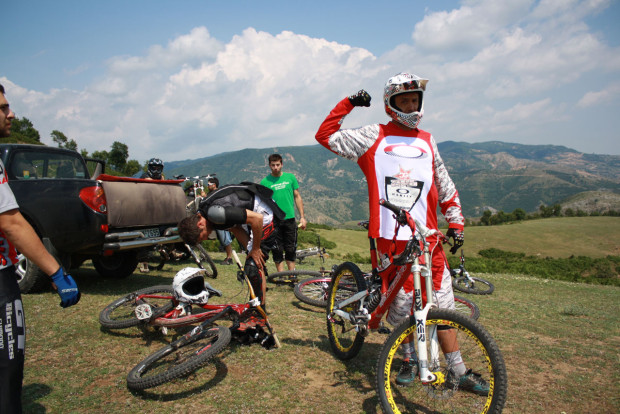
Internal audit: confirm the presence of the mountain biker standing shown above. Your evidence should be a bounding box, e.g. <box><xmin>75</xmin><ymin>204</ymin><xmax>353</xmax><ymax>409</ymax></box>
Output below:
<box><xmin>1</xmin><ymin>83</ymin><xmax>81</xmax><ymax>413</ymax></box>
<box><xmin>138</xmin><ymin>157</ymin><xmax>165</xmax><ymax>272</ymax></box>
<box><xmin>140</xmin><ymin>158</ymin><xmax>164</xmax><ymax>180</ymax></box>
<box><xmin>260</xmin><ymin>153</ymin><xmax>307</xmax><ymax>272</ymax></box>
<box><xmin>177</xmin><ymin>183</ymin><xmax>285</xmax><ymax>310</ymax></box>
<box><xmin>315</xmin><ymin>73</ymin><xmax>488</xmax><ymax>395</ymax></box>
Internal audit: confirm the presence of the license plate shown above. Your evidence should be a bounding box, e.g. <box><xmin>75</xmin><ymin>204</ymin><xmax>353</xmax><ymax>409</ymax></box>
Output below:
<box><xmin>142</xmin><ymin>228</ymin><xmax>160</xmax><ymax>238</ymax></box>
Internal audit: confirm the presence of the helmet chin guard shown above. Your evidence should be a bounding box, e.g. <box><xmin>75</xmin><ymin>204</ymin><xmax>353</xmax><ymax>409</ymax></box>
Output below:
<box><xmin>173</xmin><ymin>267</ymin><xmax>210</xmax><ymax>304</ymax></box>
<box><xmin>384</xmin><ymin>73</ymin><xmax>428</xmax><ymax>129</ymax></box>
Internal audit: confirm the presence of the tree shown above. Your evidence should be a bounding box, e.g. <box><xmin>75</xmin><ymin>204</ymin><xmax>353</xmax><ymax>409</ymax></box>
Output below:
<box><xmin>2</xmin><ymin>117</ymin><xmax>41</xmax><ymax>144</ymax></box>
<box><xmin>513</xmin><ymin>208</ymin><xmax>527</xmax><ymax>221</ymax></box>
<box><xmin>124</xmin><ymin>159</ymin><xmax>141</xmax><ymax>177</ymax></box>
<box><xmin>480</xmin><ymin>210</ymin><xmax>492</xmax><ymax>226</ymax></box>
<box><xmin>108</xmin><ymin>141</ymin><xmax>129</xmax><ymax>172</ymax></box>
<box><xmin>91</xmin><ymin>150</ymin><xmax>109</xmax><ymax>163</ymax></box>
<box><xmin>51</xmin><ymin>130</ymin><xmax>78</xmax><ymax>151</ymax></box>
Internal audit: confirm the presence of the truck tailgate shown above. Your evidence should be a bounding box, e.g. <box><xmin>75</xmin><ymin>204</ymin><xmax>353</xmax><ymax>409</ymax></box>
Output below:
<box><xmin>101</xmin><ymin>180</ymin><xmax>186</xmax><ymax>227</ymax></box>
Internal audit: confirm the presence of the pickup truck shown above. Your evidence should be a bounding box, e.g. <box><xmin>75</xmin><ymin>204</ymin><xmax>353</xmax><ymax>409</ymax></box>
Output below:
<box><xmin>1</xmin><ymin>143</ymin><xmax>187</xmax><ymax>293</ymax></box>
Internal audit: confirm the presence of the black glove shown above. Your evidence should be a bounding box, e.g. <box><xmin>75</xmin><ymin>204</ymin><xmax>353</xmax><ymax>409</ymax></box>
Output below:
<box><xmin>446</xmin><ymin>228</ymin><xmax>464</xmax><ymax>255</ymax></box>
<box><xmin>348</xmin><ymin>90</ymin><xmax>371</xmax><ymax>107</ymax></box>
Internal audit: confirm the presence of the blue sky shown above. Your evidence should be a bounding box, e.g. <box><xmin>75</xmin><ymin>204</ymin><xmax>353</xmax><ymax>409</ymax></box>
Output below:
<box><xmin>2</xmin><ymin>0</ymin><xmax>619</xmax><ymax>162</ymax></box>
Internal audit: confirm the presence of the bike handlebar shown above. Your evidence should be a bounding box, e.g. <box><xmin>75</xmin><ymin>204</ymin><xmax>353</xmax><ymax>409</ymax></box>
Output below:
<box><xmin>379</xmin><ymin>199</ymin><xmax>438</xmax><ymax>240</ymax></box>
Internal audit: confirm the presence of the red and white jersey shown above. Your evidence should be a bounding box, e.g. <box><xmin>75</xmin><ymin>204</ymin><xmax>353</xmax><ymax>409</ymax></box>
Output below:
<box><xmin>316</xmin><ymin>97</ymin><xmax>464</xmax><ymax>240</ymax></box>
<box><xmin>0</xmin><ymin>160</ymin><xmax>20</xmax><ymax>269</ymax></box>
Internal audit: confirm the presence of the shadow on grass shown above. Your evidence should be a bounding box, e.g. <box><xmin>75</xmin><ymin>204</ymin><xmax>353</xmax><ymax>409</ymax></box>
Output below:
<box><xmin>22</xmin><ymin>383</ymin><xmax>51</xmax><ymax>414</ymax></box>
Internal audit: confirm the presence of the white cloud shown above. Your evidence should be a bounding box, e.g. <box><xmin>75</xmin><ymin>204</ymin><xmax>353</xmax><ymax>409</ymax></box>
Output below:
<box><xmin>3</xmin><ymin>0</ymin><xmax>619</xmax><ymax>160</ymax></box>
<box><xmin>578</xmin><ymin>82</ymin><xmax>620</xmax><ymax>107</ymax></box>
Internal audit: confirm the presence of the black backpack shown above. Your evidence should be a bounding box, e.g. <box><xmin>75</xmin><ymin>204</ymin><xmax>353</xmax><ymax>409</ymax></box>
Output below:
<box><xmin>198</xmin><ymin>182</ymin><xmax>285</xmax><ymax>222</ymax></box>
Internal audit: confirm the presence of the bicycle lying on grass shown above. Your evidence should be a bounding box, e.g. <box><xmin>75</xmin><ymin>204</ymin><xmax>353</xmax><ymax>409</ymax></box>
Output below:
<box><xmin>450</xmin><ymin>249</ymin><xmax>495</xmax><ymax>295</ymax></box>
<box><xmin>99</xmin><ymin>251</ymin><xmax>279</xmax><ymax>390</ymax></box>
<box><xmin>326</xmin><ymin>199</ymin><xmax>507</xmax><ymax>413</ymax></box>
<box><xmin>295</xmin><ymin>236</ymin><xmax>328</xmax><ymax>264</ymax></box>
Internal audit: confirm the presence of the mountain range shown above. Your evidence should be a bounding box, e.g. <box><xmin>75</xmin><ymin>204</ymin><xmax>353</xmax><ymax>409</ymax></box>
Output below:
<box><xmin>166</xmin><ymin>141</ymin><xmax>620</xmax><ymax>225</ymax></box>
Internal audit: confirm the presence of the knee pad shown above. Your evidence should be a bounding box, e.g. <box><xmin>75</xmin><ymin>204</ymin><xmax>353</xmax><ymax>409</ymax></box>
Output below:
<box><xmin>244</xmin><ymin>259</ymin><xmax>264</xmax><ymax>303</ymax></box>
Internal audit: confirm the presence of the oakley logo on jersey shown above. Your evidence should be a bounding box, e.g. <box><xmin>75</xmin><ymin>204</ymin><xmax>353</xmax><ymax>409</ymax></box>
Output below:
<box><xmin>385</xmin><ymin>176</ymin><xmax>423</xmax><ymax>211</ymax></box>
<box><xmin>384</xmin><ymin>144</ymin><xmax>428</xmax><ymax>159</ymax></box>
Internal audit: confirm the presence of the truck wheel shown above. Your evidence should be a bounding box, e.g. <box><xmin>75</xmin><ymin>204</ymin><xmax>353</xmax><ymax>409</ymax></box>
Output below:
<box><xmin>15</xmin><ymin>254</ymin><xmax>51</xmax><ymax>293</ymax></box>
<box><xmin>93</xmin><ymin>251</ymin><xmax>139</xmax><ymax>278</ymax></box>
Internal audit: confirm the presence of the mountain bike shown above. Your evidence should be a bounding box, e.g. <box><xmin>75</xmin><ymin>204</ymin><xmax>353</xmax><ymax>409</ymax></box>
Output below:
<box><xmin>118</xmin><ymin>251</ymin><xmax>279</xmax><ymax>390</ymax></box>
<box><xmin>295</xmin><ymin>235</ymin><xmax>327</xmax><ymax>264</ymax></box>
<box><xmin>450</xmin><ymin>249</ymin><xmax>495</xmax><ymax>295</ymax></box>
<box><xmin>326</xmin><ymin>199</ymin><xmax>507</xmax><ymax>413</ymax></box>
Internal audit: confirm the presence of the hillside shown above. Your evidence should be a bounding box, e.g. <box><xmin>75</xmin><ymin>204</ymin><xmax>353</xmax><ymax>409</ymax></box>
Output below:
<box><xmin>166</xmin><ymin>141</ymin><xmax>620</xmax><ymax>225</ymax></box>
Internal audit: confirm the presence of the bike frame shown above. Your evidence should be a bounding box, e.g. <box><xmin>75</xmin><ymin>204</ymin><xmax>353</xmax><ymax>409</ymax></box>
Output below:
<box><xmin>330</xmin><ymin>199</ymin><xmax>443</xmax><ymax>383</ymax></box>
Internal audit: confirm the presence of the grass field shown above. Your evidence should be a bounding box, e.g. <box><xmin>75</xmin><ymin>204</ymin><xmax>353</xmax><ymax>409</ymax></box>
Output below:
<box><xmin>22</xmin><ymin>217</ymin><xmax>620</xmax><ymax>413</ymax></box>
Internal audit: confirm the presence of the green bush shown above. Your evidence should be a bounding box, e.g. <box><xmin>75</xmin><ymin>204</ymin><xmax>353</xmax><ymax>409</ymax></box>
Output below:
<box><xmin>463</xmin><ymin>248</ymin><xmax>620</xmax><ymax>286</ymax></box>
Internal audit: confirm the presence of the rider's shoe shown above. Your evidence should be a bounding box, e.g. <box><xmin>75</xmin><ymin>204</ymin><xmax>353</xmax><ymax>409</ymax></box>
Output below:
<box><xmin>446</xmin><ymin>369</ymin><xmax>490</xmax><ymax>396</ymax></box>
<box><xmin>222</xmin><ymin>258</ymin><xmax>233</xmax><ymax>265</ymax></box>
<box><xmin>396</xmin><ymin>359</ymin><xmax>419</xmax><ymax>386</ymax></box>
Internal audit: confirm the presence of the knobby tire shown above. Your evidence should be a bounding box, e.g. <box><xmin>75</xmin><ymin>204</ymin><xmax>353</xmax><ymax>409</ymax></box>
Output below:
<box><xmin>126</xmin><ymin>326</ymin><xmax>231</xmax><ymax>390</ymax></box>
<box><xmin>376</xmin><ymin>309</ymin><xmax>507</xmax><ymax>413</ymax></box>
<box><xmin>326</xmin><ymin>262</ymin><xmax>367</xmax><ymax>360</ymax></box>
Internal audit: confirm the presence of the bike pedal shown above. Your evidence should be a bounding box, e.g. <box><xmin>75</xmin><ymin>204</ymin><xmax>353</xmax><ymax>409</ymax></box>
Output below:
<box><xmin>134</xmin><ymin>304</ymin><xmax>153</xmax><ymax>320</ymax></box>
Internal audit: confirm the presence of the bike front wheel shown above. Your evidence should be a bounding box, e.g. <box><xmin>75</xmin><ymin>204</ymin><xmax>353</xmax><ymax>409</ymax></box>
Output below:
<box><xmin>326</xmin><ymin>262</ymin><xmax>368</xmax><ymax>360</ymax></box>
<box><xmin>454</xmin><ymin>295</ymin><xmax>481</xmax><ymax>320</ymax></box>
<box><xmin>99</xmin><ymin>285</ymin><xmax>175</xmax><ymax>329</ymax></box>
<box><xmin>453</xmin><ymin>275</ymin><xmax>495</xmax><ymax>295</ymax></box>
<box><xmin>267</xmin><ymin>269</ymin><xmax>321</xmax><ymax>285</ymax></box>
<box><xmin>376</xmin><ymin>309</ymin><xmax>507</xmax><ymax>413</ymax></box>
<box><xmin>127</xmin><ymin>325</ymin><xmax>231</xmax><ymax>390</ymax></box>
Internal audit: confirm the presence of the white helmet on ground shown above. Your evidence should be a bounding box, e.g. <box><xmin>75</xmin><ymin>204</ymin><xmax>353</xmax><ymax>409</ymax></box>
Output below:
<box><xmin>384</xmin><ymin>72</ymin><xmax>429</xmax><ymax>129</ymax></box>
<box><xmin>172</xmin><ymin>267</ymin><xmax>210</xmax><ymax>304</ymax></box>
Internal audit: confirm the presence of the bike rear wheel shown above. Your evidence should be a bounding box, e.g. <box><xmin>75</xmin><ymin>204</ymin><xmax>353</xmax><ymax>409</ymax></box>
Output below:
<box><xmin>267</xmin><ymin>269</ymin><xmax>321</xmax><ymax>285</ymax></box>
<box><xmin>454</xmin><ymin>295</ymin><xmax>481</xmax><ymax>320</ymax></box>
<box><xmin>99</xmin><ymin>285</ymin><xmax>175</xmax><ymax>329</ymax></box>
<box><xmin>453</xmin><ymin>275</ymin><xmax>495</xmax><ymax>295</ymax></box>
<box><xmin>127</xmin><ymin>325</ymin><xmax>231</xmax><ymax>390</ymax></box>
<box><xmin>190</xmin><ymin>244</ymin><xmax>218</xmax><ymax>278</ymax></box>
<box><xmin>326</xmin><ymin>262</ymin><xmax>368</xmax><ymax>360</ymax></box>
<box><xmin>376</xmin><ymin>309</ymin><xmax>507</xmax><ymax>413</ymax></box>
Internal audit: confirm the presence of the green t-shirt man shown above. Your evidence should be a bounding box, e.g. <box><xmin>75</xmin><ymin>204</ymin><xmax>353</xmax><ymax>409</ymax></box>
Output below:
<box><xmin>261</xmin><ymin>172</ymin><xmax>299</xmax><ymax>220</ymax></box>
<box><xmin>260</xmin><ymin>154</ymin><xmax>307</xmax><ymax>272</ymax></box>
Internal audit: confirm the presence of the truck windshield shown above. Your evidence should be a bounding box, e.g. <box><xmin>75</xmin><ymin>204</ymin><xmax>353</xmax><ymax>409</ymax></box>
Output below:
<box><xmin>11</xmin><ymin>151</ymin><xmax>87</xmax><ymax>180</ymax></box>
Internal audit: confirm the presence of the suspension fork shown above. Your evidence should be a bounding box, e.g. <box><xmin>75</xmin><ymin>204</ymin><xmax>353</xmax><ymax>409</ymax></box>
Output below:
<box><xmin>412</xmin><ymin>242</ymin><xmax>441</xmax><ymax>383</ymax></box>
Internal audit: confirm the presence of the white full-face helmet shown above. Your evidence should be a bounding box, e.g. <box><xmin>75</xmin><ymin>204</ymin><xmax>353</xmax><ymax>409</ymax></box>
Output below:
<box><xmin>172</xmin><ymin>267</ymin><xmax>210</xmax><ymax>304</ymax></box>
<box><xmin>384</xmin><ymin>72</ymin><xmax>429</xmax><ymax>129</ymax></box>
